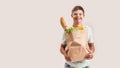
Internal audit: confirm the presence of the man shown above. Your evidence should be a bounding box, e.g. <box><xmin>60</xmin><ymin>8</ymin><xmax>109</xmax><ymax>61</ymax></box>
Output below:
<box><xmin>60</xmin><ymin>5</ymin><xmax>95</xmax><ymax>68</ymax></box>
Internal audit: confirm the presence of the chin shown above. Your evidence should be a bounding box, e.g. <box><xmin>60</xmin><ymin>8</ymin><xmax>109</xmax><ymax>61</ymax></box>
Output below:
<box><xmin>77</xmin><ymin>20</ymin><xmax>82</xmax><ymax>23</ymax></box>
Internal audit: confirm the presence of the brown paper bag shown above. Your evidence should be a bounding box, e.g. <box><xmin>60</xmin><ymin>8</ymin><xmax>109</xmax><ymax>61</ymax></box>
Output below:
<box><xmin>65</xmin><ymin>29</ymin><xmax>90</xmax><ymax>62</ymax></box>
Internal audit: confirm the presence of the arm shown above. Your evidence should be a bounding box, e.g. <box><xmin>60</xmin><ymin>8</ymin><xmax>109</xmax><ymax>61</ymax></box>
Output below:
<box><xmin>60</xmin><ymin>44</ymin><xmax>67</xmax><ymax>57</ymax></box>
<box><xmin>88</xmin><ymin>43</ymin><xmax>95</xmax><ymax>53</ymax></box>
<box><xmin>60</xmin><ymin>44</ymin><xmax>71</xmax><ymax>61</ymax></box>
<box><xmin>85</xmin><ymin>26</ymin><xmax>95</xmax><ymax>59</ymax></box>
<box><xmin>85</xmin><ymin>43</ymin><xmax>95</xmax><ymax>59</ymax></box>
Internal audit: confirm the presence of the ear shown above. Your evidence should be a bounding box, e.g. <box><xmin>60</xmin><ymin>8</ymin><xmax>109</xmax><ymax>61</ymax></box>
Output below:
<box><xmin>83</xmin><ymin>14</ymin><xmax>85</xmax><ymax>17</ymax></box>
<box><xmin>71</xmin><ymin>14</ymin><xmax>73</xmax><ymax>17</ymax></box>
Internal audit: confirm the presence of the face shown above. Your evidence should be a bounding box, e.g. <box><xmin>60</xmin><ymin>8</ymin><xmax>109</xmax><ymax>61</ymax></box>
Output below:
<box><xmin>71</xmin><ymin>10</ymin><xmax>84</xmax><ymax>24</ymax></box>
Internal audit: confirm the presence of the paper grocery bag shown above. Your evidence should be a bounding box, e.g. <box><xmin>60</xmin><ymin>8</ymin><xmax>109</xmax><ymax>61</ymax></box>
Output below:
<box><xmin>65</xmin><ymin>29</ymin><xmax>90</xmax><ymax>62</ymax></box>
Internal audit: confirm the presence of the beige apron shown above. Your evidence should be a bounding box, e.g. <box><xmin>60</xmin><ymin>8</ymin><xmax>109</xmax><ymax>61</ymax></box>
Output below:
<box><xmin>65</xmin><ymin>28</ymin><xmax>90</xmax><ymax>62</ymax></box>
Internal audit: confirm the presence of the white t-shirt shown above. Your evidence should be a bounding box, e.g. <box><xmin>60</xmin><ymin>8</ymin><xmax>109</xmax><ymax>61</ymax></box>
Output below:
<box><xmin>61</xmin><ymin>26</ymin><xmax>94</xmax><ymax>67</ymax></box>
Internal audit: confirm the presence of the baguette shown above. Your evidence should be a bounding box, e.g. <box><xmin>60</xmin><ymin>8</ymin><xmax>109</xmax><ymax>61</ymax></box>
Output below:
<box><xmin>60</xmin><ymin>17</ymin><xmax>68</xmax><ymax>31</ymax></box>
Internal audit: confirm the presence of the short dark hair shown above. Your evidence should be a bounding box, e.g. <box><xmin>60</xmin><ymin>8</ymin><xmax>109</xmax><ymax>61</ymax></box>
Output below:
<box><xmin>72</xmin><ymin>6</ymin><xmax>85</xmax><ymax>15</ymax></box>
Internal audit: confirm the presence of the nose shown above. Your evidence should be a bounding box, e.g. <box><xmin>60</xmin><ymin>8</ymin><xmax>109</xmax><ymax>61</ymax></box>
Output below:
<box><xmin>77</xmin><ymin>14</ymin><xmax>80</xmax><ymax>17</ymax></box>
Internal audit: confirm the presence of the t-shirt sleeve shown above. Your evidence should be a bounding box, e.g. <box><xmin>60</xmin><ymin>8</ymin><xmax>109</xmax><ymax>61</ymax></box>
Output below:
<box><xmin>61</xmin><ymin>32</ymin><xmax>66</xmax><ymax>45</ymax></box>
<box><xmin>87</xmin><ymin>27</ymin><xmax>94</xmax><ymax>43</ymax></box>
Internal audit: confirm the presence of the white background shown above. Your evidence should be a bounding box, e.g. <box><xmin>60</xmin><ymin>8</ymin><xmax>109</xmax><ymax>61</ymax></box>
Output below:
<box><xmin>0</xmin><ymin>0</ymin><xmax>120</xmax><ymax>68</ymax></box>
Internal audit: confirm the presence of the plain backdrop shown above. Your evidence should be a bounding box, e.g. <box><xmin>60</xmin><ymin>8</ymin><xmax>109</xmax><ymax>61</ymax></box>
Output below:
<box><xmin>0</xmin><ymin>0</ymin><xmax>120</xmax><ymax>68</ymax></box>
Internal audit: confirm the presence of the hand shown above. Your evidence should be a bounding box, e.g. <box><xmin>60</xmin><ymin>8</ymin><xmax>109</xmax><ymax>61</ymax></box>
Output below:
<box><xmin>64</xmin><ymin>55</ymin><xmax>71</xmax><ymax>61</ymax></box>
<box><xmin>85</xmin><ymin>52</ymin><xmax>94</xmax><ymax>60</ymax></box>
<box><xmin>63</xmin><ymin>50</ymin><xmax>71</xmax><ymax>61</ymax></box>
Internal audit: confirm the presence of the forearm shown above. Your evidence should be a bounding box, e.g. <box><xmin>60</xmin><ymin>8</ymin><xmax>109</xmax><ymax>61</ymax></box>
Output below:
<box><xmin>88</xmin><ymin>43</ymin><xmax>95</xmax><ymax>53</ymax></box>
<box><xmin>60</xmin><ymin>44</ymin><xmax>67</xmax><ymax>56</ymax></box>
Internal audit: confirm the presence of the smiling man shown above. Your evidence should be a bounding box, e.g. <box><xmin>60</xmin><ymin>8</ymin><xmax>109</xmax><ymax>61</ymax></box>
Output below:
<box><xmin>60</xmin><ymin>5</ymin><xmax>95</xmax><ymax>68</ymax></box>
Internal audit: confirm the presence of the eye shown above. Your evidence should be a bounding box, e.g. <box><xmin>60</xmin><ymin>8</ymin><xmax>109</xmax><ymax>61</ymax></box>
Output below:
<box><xmin>73</xmin><ymin>13</ymin><xmax>77</xmax><ymax>15</ymax></box>
<box><xmin>79</xmin><ymin>13</ymin><xmax>83</xmax><ymax>15</ymax></box>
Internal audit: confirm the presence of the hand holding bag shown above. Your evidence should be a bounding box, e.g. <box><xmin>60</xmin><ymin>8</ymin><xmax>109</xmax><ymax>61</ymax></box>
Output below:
<box><xmin>65</xmin><ymin>28</ymin><xmax>90</xmax><ymax>62</ymax></box>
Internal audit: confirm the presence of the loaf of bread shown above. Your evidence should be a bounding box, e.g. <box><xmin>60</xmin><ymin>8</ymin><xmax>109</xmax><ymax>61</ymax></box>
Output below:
<box><xmin>60</xmin><ymin>17</ymin><xmax>68</xmax><ymax>31</ymax></box>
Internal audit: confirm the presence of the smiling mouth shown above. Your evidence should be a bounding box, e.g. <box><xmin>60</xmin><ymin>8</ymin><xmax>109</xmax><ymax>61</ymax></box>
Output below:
<box><xmin>75</xmin><ymin>18</ymin><xmax>82</xmax><ymax>20</ymax></box>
